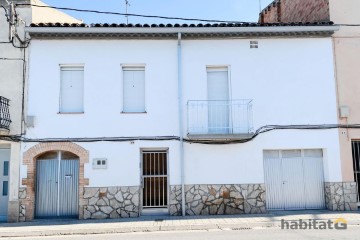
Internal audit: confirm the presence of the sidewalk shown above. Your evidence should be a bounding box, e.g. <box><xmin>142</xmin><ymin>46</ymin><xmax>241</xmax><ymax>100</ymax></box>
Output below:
<box><xmin>0</xmin><ymin>210</ymin><xmax>360</xmax><ymax>237</ymax></box>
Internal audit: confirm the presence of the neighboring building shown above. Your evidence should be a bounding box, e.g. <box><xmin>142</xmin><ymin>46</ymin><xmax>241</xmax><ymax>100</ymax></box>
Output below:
<box><xmin>260</xmin><ymin>0</ymin><xmax>360</xmax><ymax>210</ymax></box>
<box><xmin>17</xmin><ymin>21</ymin><xmax>356</xmax><ymax>222</ymax></box>
<box><xmin>0</xmin><ymin>0</ymin><xmax>81</xmax><ymax>222</ymax></box>
<box><xmin>259</xmin><ymin>0</ymin><xmax>330</xmax><ymax>23</ymax></box>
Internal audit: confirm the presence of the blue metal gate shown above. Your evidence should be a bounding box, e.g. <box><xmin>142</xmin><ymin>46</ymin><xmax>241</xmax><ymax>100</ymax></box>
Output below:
<box><xmin>36</xmin><ymin>151</ymin><xmax>79</xmax><ymax>218</ymax></box>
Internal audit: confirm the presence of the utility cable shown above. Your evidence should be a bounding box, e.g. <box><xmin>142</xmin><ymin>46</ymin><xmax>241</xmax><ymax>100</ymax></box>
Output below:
<box><xmin>16</xmin><ymin>3</ymin><xmax>254</xmax><ymax>23</ymax></box>
<box><xmin>1</xmin><ymin>124</ymin><xmax>360</xmax><ymax>144</ymax></box>
<box><xmin>0</xmin><ymin>57</ymin><xmax>25</xmax><ymax>61</ymax></box>
<box><xmin>13</xmin><ymin>3</ymin><xmax>360</xmax><ymax>26</ymax></box>
<box><xmin>1</xmin><ymin>5</ymin><xmax>9</xmax><ymax>21</ymax></box>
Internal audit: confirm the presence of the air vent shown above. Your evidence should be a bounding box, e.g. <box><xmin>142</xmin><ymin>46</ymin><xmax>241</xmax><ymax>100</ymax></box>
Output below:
<box><xmin>250</xmin><ymin>41</ymin><xmax>258</xmax><ymax>49</ymax></box>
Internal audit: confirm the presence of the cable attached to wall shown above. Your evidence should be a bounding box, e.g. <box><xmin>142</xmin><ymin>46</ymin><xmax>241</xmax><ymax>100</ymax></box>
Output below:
<box><xmin>1</xmin><ymin>124</ymin><xmax>359</xmax><ymax>145</ymax></box>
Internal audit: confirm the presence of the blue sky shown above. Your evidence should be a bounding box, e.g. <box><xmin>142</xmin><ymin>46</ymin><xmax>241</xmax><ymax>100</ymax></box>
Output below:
<box><xmin>41</xmin><ymin>0</ymin><xmax>274</xmax><ymax>24</ymax></box>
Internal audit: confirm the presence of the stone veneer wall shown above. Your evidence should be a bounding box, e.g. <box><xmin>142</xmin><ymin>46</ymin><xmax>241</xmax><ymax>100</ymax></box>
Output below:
<box><xmin>170</xmin><ymin>184</ymin><xmax>266</xmax><ymax>216</ymax></box>
<box><xmin>83</xmin><ymin>186</ymin><xmax>140</xmax><ymax>219</ymax></box>
<box><xmin>18</xmin><ymin>187</ymin><xmax>27</xmax><ymax>222</ymax></box>
<box><xmin>325</xmin><ymin>182</ymin><xmax>358</xmax><ymax>211</ymax></box>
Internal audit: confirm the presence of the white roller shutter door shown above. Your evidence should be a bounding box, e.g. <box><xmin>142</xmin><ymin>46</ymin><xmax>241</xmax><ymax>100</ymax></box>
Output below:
<box><xmin>264</xmin><ymin>149</ymin><xmax>325</xmax><ymax>210</ymax></box>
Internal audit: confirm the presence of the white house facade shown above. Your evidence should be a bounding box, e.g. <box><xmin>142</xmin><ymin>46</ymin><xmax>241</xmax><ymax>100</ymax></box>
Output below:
<box><xmin>0</xmin><ymin>0</ymin><xmax>81</xmax><ymax>223</ymax></box>
<box><xmin>18</xmin><ymin>22</ymin><xmax>357</xmax><ymax>221</ymax></box>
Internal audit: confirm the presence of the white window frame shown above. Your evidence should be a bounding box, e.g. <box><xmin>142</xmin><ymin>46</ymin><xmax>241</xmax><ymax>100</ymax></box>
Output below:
<box><xmin>121</xmin><ymin>64</ymin><xmax>146</xmax><ymax>113</ymax></box>
<box><xmin>59</xmin><ymin>64</ymin><xmax>85</xmax><ymax>114</ymax></box>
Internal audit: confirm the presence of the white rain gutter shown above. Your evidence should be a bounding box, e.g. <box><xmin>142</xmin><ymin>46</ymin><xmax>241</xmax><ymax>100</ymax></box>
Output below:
<box><xmin>177</xmin><ymin>32</ymin><xmax>185</xmax><ymax>216</ymax></box>
<box><xmin>25</xmin><ymin>25</ymin><xmax>340</xmax><ymax>34</ymax></box>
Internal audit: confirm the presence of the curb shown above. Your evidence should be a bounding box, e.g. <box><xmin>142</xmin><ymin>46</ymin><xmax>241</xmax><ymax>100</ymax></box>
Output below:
<box><xmin>1</xmin><ymin>219</ymin><xmax>360</xmax><ymax>237</ymax></box>
<box><xmin>0</xmin><ymin>223</ymin><xmax>267</xmax><ymax>237</ymax></box>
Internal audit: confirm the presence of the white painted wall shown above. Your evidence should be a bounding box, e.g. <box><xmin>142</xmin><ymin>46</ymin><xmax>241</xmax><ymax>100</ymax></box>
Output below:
<box><xmin>24</xmin><ymin>37</ymin><xmax>341</xmax><ymax>186</ymax></box>
<box><xmin>185</xmin><ymin>130</ymin><xmax>341</xmax><ymax>184</ymax></box>
<box><xmin>27</xmin><ymin>40</ymin><xmax>179</xmax><ymax>137</ymax></box>
<box><xmin>182</xmin><ymin>39</ymin><xmax>337</xmax><ymax>128</ymax></box>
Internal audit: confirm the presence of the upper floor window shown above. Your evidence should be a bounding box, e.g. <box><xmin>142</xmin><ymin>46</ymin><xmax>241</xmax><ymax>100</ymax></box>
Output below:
<box><xmin>60</xmin><ymin>66</ymin><xmax>84</xmax><ymax>113</ymax></box>
<box><xmin>122</xmin><ymin>66</ymin><xmax>145</xmax><ymax>113</ymax></box>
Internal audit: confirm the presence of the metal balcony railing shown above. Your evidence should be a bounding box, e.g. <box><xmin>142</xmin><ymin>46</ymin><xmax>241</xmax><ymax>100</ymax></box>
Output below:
<box><xmin>0</xmin><ymin>96</ymin><xmax>11</xmax><ymax>130</ymax></box>
<box><xmin>187</xmin><ymin>99</ymin><xmax>253</xmax><ymax>136</ymax></box>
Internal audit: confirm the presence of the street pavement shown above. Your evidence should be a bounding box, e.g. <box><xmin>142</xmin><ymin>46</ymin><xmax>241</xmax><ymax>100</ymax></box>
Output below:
<box><xmin>3</xmin><ymin>227</ymin><xmax>360</xmax><ymax>240</ymax></box>
<box><xmin>0</xmin><ymin>210</ymin><xmax>360</xmax><ymax>238</ymax></box>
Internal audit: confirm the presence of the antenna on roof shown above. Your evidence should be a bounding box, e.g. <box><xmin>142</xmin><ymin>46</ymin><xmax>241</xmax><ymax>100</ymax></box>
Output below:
<box><xmin>259</xmin><ymin>0</ymin><xmax>262</xmax><ymax>13</ymax></box>
<box><xmin>125</xmin><ymin>0</ymin><xmax>130</xmax><ymax>24</ymax></box>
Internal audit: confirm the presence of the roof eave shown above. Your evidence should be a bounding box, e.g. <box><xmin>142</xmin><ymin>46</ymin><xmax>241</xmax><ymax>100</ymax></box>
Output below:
<box><xmin>25</xmin><ymin>25</ymin><xmax>339</xmax><ymax>34</ymax></box>
<box><xmin>24</xmin><ymin>26</ymin><xmax>339</xmax><ymax>39</ymax></box>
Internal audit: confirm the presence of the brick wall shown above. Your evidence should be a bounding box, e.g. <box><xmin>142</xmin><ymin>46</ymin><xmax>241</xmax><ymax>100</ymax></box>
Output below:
<box><xmin>260</xmin><ymin>0</ymin><xmax>330</xmax><ymax>23</ymax></box>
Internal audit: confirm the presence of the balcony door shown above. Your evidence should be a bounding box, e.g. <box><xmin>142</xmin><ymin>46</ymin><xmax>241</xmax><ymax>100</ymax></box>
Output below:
<box><xmin>207</xmin><ymin>67</ymin><xmax>230</xmax><ymax>134</ymax></box>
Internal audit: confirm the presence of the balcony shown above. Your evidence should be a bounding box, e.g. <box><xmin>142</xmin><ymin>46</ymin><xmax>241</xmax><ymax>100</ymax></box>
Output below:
<box><xmin>0</xmin><ymin>96</ymin><xmax>11</xmax><ymax>135</ymax></box>
<box><xmin>187</xmin><ymin>99</ymin><xmax>253</xmax><ymax>139</ymax></box>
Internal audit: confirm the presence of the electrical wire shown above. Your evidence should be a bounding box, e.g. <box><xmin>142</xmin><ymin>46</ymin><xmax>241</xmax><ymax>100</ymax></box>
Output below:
<box><xmin>20</xmin><ymin>47</ymin><xmax>26</xmax><ymax>134</ymax></box>
<box><xmin>338</xmin><ymin>24</ymin><xmax>360</xmax><ymax>27</ymax></box>
<box><xmin>2</xmin><ymin>124</ymin><xmax>360</xmax><ymax>145</ymax></box>
<box><xmin>10</xmin><ymin>36</ymin><xmax>30</xmax><ymax>49</ymax></box>
<box><xmin>11</xmin><ymin>3</ymin><xmax>360</xmax><ymax>27</ymax></box>
<box><xmin>16</xmin><ymin>3</ymin><xmax>253</xmax><ymax>24</ymax></box>
<box><xmin>0</xmin><ymin>4</ymin><xmax>30</xmax><ymax>48</ymax></box>
<box><xmin>1</xmin><ymin>5</ymin><xmax>9</xmax><ymax>21</ymax></box>
<box><xmin>21</xmin><ymin>136</ymin><xmax>180</xmax><ymax>143</ymax></box>
<box><xmin>0</xmin><ymin>57</ymin><xmax>25</xmax><ymax>61</ymax></box>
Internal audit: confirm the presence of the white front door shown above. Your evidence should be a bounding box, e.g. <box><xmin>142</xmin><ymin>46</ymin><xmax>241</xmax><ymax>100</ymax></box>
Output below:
<box><xmin>0</xmin><ymin>148</ymin><xmax>10</xmax><ymax>221</ymax></box>
<box><xmin>207</xmin><ymin>67</ymin><xmax>229</xmax><ymax>133</ymax></box>
<box><xmin>264</xmin><ymin>149</ymin><xmax>325</xmax><ymax>210</ymax></box>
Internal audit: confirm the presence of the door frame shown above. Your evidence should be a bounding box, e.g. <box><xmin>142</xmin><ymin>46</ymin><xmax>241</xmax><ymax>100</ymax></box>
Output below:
<box><xmin>139</xmin><ymin>148</ymin><xmax>169</xmax><ymax>215</ymax></box>
<box><xmin>206</xmin><ymin>65</ymin><xmax>233</xmax><ymax>133</ymax></box>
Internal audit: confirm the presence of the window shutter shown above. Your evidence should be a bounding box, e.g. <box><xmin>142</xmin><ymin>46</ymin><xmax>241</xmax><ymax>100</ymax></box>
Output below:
<box><xmin>60</xmin><ymin>67</ymin><xmax>84</xmax><ymax>113</ymax></box>
<box><xmin>123</xmin><ymin>67</ymin><xmax>145</xmax><ymax>112</ymax></box>
<box><xmin>207</xmin><ymin>67</ymin><xmax>229</xmax><ymax>101</ymax></box>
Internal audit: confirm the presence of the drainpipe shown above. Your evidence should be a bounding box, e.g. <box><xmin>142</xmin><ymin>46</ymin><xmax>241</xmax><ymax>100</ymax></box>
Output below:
<box><xmin>177</xmin><ymin>32</ymin><xmax>185</xmax><ymax>216</ymax></box>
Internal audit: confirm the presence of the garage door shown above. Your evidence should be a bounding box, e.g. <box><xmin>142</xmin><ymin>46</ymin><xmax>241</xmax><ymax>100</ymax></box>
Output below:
<box><xmin>264</xmin><ymin>149</ymin><xmax>325</xmax><ymax>210</ymax></box>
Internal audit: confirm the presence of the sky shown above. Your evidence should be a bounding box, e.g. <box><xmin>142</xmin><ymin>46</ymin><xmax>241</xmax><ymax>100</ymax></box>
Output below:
<box><xmin>41</xmin><ymin>0</ymin><xmax>275</xmax><ymax>24</ymax></box>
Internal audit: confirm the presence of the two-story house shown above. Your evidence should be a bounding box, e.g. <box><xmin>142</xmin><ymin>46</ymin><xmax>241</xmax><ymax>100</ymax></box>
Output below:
<box><xmin>259</xmin><ymin>0</ymin><xmax>360</xmax><ymax>211</ymax></box>
<box><xmin>0</xmin><ymin>0</ymin><xmax>81</xmax><ymax>222</ymax></box>
<box><xmin>18</xmin><ymin>21</ymin><xmax>356</xmax><ymax>221</ymax></box>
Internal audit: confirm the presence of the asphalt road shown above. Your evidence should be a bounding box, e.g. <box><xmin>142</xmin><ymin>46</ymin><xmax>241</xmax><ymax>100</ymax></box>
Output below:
<box><xmin>3</xmin><ymin>227</ymin><xmax>360</xmax><ymax>240</ymax></box>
